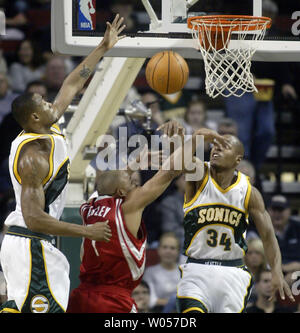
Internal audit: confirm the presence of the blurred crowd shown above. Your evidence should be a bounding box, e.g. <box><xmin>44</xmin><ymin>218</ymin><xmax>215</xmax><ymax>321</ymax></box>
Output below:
<box><xmin>0</xmin><ymin>0</ymin><xmax>300</xmax><ymax>313</ymax></box>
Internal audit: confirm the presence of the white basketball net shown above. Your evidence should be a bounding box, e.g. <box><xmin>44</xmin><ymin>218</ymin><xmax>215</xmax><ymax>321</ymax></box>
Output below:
<box><xmin>189</xmin><ymin>16</ymin><xmax>270</xmax><ymax>98</ymax></box>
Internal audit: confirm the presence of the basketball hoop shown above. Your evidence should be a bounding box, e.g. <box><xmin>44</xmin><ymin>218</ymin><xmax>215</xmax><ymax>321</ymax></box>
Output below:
<box><xmin>187</xmin><ymin>15</ymin><xmax>272</xmax><ymax>98</ymax></box>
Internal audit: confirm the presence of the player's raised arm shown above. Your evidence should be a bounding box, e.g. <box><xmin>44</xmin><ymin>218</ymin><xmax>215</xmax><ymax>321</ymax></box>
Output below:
<box><xmin>19</xmin><ymin>141</ymin><xmax>112</xmax><ymax>242</ymax></box>
<box><xmin>156</xmin><ymin>121</ymin><xmax>232</xmax><ymax>202</ymax></box>
<box><xmin>249</xmin><ymin>186</ymin><xmax>295</xmax><ymax>303</ymax></box>
<box><xmin>157</xmin><ymin>121</ymin><xmax>231</xmax><ymax>174</ymax></box>
<box><xmin>52</xmin><ymin>14</ymin><xmax>126</xmax><ymax>122</ymax></box>
<box><xmin>124</xmin><ymin>124</ymin><xmax>231</xmax><ymax>212</ymax></box>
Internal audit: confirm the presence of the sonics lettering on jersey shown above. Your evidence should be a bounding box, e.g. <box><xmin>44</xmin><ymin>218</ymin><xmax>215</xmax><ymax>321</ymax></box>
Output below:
<box><xmin>87</xmin><ymin>205</ymin><xmax>111</xmax><ymax>219</ymax></box>
<box><xmin>197</xmin><ymin>207</ymin><xmax>243</xmax><ymax>227</ymax></box>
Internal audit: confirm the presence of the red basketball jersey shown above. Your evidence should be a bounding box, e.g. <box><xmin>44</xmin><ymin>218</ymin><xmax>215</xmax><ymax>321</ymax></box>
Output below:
<box><xmin>79</xmin><ymin>195</ymin><xmax>147</xmax><ymax>292</ymax></box>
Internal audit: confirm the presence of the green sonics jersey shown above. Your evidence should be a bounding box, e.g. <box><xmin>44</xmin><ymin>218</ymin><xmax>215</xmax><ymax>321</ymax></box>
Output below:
<box><xmin>183</xmin><ymin>162</ymin><xmax>252</xmax><ymax>261</ymax></box>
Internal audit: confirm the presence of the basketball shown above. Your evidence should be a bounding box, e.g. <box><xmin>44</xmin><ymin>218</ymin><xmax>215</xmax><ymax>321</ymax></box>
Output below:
<box><xmin>145</xmin><ymin>51</ymin><xmax>189</xmax><ymax>95</ymax></box>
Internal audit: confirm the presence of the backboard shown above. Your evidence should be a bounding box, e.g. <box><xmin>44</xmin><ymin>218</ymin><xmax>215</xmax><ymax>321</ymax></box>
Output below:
<box><xmin>51</xmin><ymin>0</ymin><xmax>300</xmax><ymax>61</ymax></box>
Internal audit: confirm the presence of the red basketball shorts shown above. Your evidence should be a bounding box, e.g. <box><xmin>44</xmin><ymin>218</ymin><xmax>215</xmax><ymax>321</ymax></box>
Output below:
<box><xmin>67</xmin><ymin>283</ymin><xmax>137</xmax><ymax>313</ymax></box>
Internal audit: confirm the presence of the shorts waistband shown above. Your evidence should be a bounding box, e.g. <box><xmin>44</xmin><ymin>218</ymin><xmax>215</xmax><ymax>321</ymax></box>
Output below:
<box><xmin>6</xmin><ymin>226</ymin><xmax>54</xmax><ymax>243</ymax></box>
<box><xmin>187</xmin><ymin>257</ymin><xmax>244</xmax><ymax>267</ymax></box>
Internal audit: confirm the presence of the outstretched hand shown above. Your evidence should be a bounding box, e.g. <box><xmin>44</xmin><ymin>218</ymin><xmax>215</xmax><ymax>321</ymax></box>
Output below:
<box><xmin>157</xmin><ymin>120</ymin><xmax>185</xmax><ymax>138</ymax></box>
<box><xmin>269</xmin><ymin>271</ymin><xmax>295</xmax><ymax>303</ymax></box>
<box><xmin>101</xmin><ymin>14</ymin><xmax>126</xmax><ymax>50</ymax></box>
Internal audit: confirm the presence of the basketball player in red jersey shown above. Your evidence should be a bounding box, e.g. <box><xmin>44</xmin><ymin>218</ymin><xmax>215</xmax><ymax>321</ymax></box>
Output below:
<box><xmin>67</xmin><ymin>126</ymin><xmax>231</xmax><ymax>313</ymax></box>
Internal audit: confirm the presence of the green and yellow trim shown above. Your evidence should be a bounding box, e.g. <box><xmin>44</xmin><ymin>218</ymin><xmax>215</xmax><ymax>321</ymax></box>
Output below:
<box><xmin>50</xmin><ymin>156</ymin><xmax>69</xmax><ymax>185</ymax></box>
<box><xmin>211</xmin><ymin>171</ymin><xmax>241</xmax><ymax>194</ymax></box>
<box><xmin>42</xmin><ymin>135</ymin><xmax>55</xmax><ymax>186</ymax></box>
<box><xmin>7</xmin><ymin>231</ymin><xmax>47</xmax><ymax>242</ymax></box>
<box><xmin>239</xmin><ymin>268</ymin><xmax>253</xmax><ymax>313</ymax></box>
<box><xmin>13</xmin><ymin>135</ymin><xmax>55</xmax><ymax>186</ymax></box>
<box><xmin>184</xmin><ymin>163</ymin><xmax>209</xmax><ymax>209</ymax></box>
<box><xmin>41</xmin><ymin>242</ymin><xmax>66</xmax><ymax>312</ymax></box>
<box><xmin>13</xmin><ymin>137</ymin><xmax>41</xmax><ymax>184</ymax></box>
<box><xmin>20</xmin><ymin>239</ymin><xmax>32</xmax><ymax>312</ymax></box>
<box><xmin>176</xmin><ymin>295</ymin><xmax>209</xmax><ymax>313</ymax></box>
<box><xmin>183</xmin><ymin>307</ymin><xmax>205</xmax><ymax>313</ymax></box>
<box><xmin>0</xmin><ymin>307</ymin><xmax>21</xmax><ymax>313</ymax></box>
<box><xmin>244</xmin><ymin>176</ymin><xmax>252</xmax><ymax>219</ymax></box>
<box><xmin>51</xmin><ymin>124</ymin><xmax>61</xmax><ymax>134</ymax></box>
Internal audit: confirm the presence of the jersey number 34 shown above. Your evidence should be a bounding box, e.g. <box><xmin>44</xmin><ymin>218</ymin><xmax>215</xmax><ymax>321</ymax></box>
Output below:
<box><xmin>206</xmin><ymin>229</ymin><xmax>231</xmax><ymax>251</ymax></box>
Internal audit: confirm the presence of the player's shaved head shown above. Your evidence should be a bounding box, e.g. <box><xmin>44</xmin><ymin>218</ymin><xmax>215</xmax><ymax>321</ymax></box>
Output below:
<box><xmin>224</xmin><ymin>134</ymin><xmax>244</xmax><ymax>157</ymax></box>
<box><xmin>96</xmin><ymin>169</ymin><xmax>136</xmax><ymax>197</ymax></box>
<box><xmin>12</xmin><ymin>93</ymin><xmax>40</xmax><ymax>128</ymax></box>
<box><xmin>96</xmin><ymin>170</ymin><xmax>121</xmax><ymax>196</ymax></box>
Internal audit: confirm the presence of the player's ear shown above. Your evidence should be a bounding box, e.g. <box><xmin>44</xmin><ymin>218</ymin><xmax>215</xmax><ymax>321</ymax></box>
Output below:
<box><xmin>31</xmin><ymin>112</ymin><xmax>40</xmax><ymax>122</ymax></box>
<box><xmin>115</xmin><ymin>188</ymin><xmax>127</xmax><ymax>198</ymax></box>
<box><xmin>235</xmin><ymin>155</ymin><xmax>243</xmax><ymax>166</ymax></box>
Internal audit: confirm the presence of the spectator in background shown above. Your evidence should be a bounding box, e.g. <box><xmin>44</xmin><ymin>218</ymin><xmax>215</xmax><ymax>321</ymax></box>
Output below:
<box><xmin>182</xmin><ymin>99</ymin><xmax>208</xmax><ymax>135</ymax></box>
<box><xmin>110</xmin><ymin>0</ymin><xmax>139</xmax><ymax>33</ymax></box>
<box><xmin>9</xmin><ymin>40</ymin><xmax>45</xmax><ymax>93</ymax></box>
<box><xmin>0</xmin><ymin>222</ymin><xmax>7</xmax><ymax>306</ymax></box>
<box><xmin>224</xmin><ymin>87</ymin><xmax>275</xmax><ymax>177</ymax></box>
<box><xmin>264</xmin><ymin>195</ymin><xmax>300</xmax><ymax>312</ymax></box>
<box><xmin>0</xmin><ymin>73</ymin><xmax>19</xmax><ymax>125</ymax></box>
<box><xmin>97</xmin><ymin>0</ymin><xmax>143</xmax><ymax>33</ymax></box>
<box><xmin>267</xmin><ymin>195</ymin><xmax>300</xmax><ymax>270</ymax></box>
<box><xmin>159</xmin><ymin>174</ymin><xmax>185</xmax><ymax>249</ymax></box>
<box><xmin>30</xmin><ymin>0</ymin><xmax>51</xmax><ymax>10</ymax></box>
<box><xmin>217</xmin><ymin>118</ymin><xmax>238</xmax><ymax>137</ymax></box>
<box><xmin>114</xmin><ymin>91</ymin><xmax>163</xmax><ymax>147</ymax></box>
<box><xmin>247</xmin><ymin>269</ymin><xmax>291</xmax><ymax>313</ymax></box>
<box><xmin>132</xmin><ymin>280</ymin><xmax>152</xmax><ymax>313</ymax></box>
<box><xmin>181</xmin><ymin>99</ymin><xmax>212</xmax><ymax>160</ymax></box>
<box><xmin>143</xmin><ymin>232</ymin><xmax>181</xmax><ymax>312</ymax></box>
<box><xmin>3</xmin><ymin>0</ymin><xmax>28</xmax><ymax>39</ymax></box>
<box><xmin>224</xmin><ymin>0</ymin><xmax>298</xmax><ymax>176</ymax></box>
<box><xmin>244</xmin><ymin>238</ymin><xmax>268</xmax><ymax>306</ymax></box>
<box><xmin>26</xmin><ymin>80</ymin><xmax>48</xmax><ymax>100</ymax></box>
<box><xmin>236</xmin><ymin>160</ymin><xmax>256</xmax><ymax>185</ymax></box>
<box><xmin>0</xmin><ymin>80</ymin><xmax>48</xmax><ymax>163</ymax></box>
<box><xmin>43</xmin><ymin>56</ymin><xmax>67</xmax><ymax>102</ymax></box>
<box><xmin>0</xmin><ymin>51</ymin><xmax>8</xmax><ymax>75</ymax></box>
<box><xmin>0</xmin><ymin>268</ymin><xmax>7</xmax><ymax>307</ymax></box>
<box><xmin>141</xmin><ymin>91</ymin><xmax>164</xmax><ymax>127</ymax></box>
<box><xmin>244</xmin><ymin>238</ymin><xmax>267</xmax><ymax>279</ymax></box>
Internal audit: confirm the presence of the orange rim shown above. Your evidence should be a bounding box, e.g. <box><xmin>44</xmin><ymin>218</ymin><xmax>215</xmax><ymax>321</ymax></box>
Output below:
<box><xmin>187</xmin><ymin>15</ymin><xmax>272</xmax><ymax>32</ymax></box>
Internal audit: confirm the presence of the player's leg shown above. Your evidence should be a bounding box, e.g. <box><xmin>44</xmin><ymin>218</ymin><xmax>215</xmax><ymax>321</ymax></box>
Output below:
<box><xmin>20</xmin><ymin>238</ymin><xmax>70</xmax><ymax>313</ymax></box>
<box><xmin>0</xmin><ymin>233</ymin><xmax>70</xmax><ymax>313</ymax></box>
<box><xmin>176</xmin><ymin>263</ymin><xmax>211</xmax><ymax>313</ymax></box>
<box><xmin>215</xmin><ymin>266</ymin><xmax>253</xmax><ymax>313</ymax></box>
<box><xmin>0</xmin><ymin>234</ymin><xmax>31</xmax><ymax>313</ymax></box>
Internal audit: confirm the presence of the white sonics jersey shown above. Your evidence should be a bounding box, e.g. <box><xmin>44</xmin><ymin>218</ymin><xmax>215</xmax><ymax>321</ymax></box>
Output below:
<box><xmin>5</xmin><ymin>124</ymin><xmax>70</xmax><ymax>228</ymax></box>
<box><xmin>183</xmin><ymin>162</ymin><xmax>252</xmax><ymax>261</ymax></box>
